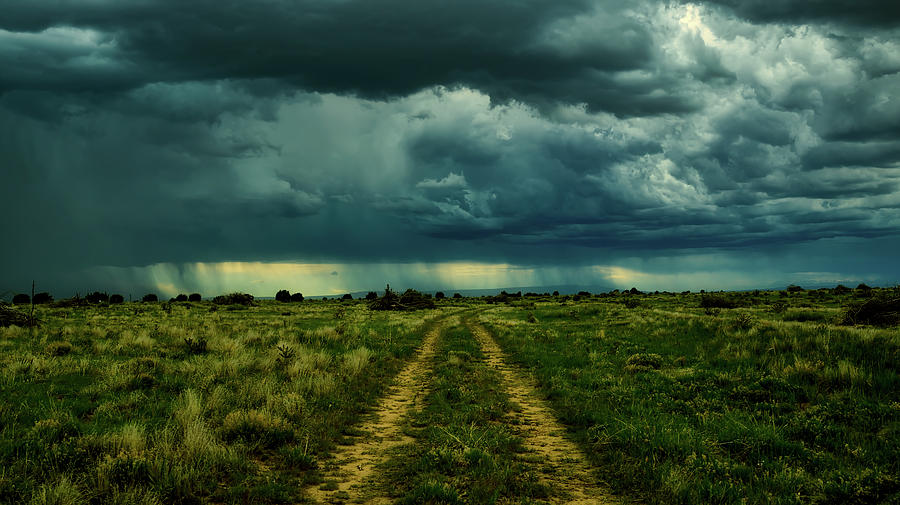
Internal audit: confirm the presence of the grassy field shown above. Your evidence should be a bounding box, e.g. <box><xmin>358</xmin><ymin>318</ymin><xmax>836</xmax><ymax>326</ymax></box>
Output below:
<box><xmin>481</xmin><ymin>289</ymin><xmax>900</xmax><ymax>504</ymax></box>
<box><xmin>0</xmin><ymin>299</ymin><xmax>440</xmax><ymax>504</ymax></box>
<box><xmin>1</xmin><ymin>288</ymin><xmax>898</xmax><ymax>504</ymax></box>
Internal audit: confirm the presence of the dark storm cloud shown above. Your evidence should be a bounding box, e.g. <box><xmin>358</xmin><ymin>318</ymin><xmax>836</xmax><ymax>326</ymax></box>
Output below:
<box><xmin>0</xmin><ymin>0</ymin><xmax>698</xmax><ymax>117</ymax></box>
<box><xmin>2</xmin><ymin>0</ymin><xmax>900</xmax><ymax>295</ymax></box>
<box><xmin>698</xmin><ymin>0</ymin><xmax>900</xmax><ymax>28</ymax></box>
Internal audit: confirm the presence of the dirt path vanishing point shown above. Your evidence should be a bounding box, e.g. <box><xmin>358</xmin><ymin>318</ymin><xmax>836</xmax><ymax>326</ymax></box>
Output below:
<box><xmin>468</xmin><ymin>321</ymin><xmax>620</xmax><ymax>505</ymax></box>
<box><xmin>304</xmin><ymin>318</ymin><xmax>447</xmax><ymax>505</ymax></box>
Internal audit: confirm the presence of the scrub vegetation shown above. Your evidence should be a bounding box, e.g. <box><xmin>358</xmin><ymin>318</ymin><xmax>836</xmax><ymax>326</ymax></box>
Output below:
<box><xmin>481</xmin><ymin>288</ymin><xmax>900</xmax><ymax>504</ymax></box>
<box><xmin>0</xmin><ymin>299</ymin><xmax>439</xmax><ymax>504</ymax></box>
<box><xmin>0</xmin><ymin>286</ymin><xmax>897</xmax><ymax>504</ymax></box>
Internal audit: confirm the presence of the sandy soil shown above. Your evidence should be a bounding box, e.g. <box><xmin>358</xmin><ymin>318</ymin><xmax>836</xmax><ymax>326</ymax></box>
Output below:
<box><xmin>468</xmin><ymin>321</ymin><xmax>620</xmax><ymax>505</ymax></box>
<box><xmin>303</xmin><ymin>319</ymin><xmax>446</xmax><ymax>504</ymax></box>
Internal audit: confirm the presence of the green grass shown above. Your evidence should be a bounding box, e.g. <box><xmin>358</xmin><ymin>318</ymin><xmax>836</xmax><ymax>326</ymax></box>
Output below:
<box><xmin>2</xmin><ymin>290</ymin><xmax>897</xmax><ymax>504</ymax></box>
<box><xmin>480</xmin><ymin>292</ymin><xmax>900</xmax><ymax>504</ymax></box>
<box><xmin>377</xmin><ymin>321</ymin><xmax>547</xmax><ymax>504</ymax></box>
<box><xmin>0</xmin><ymin>300</ymin><xmax>440</xmax><ymax>504</ymax></box>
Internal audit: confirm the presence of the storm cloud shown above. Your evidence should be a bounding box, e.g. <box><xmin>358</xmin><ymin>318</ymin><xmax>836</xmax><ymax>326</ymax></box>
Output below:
<box><xmin>1</xmin><ymin>0</ymin><xmax>899</xmax><ymax>295</ymax></box>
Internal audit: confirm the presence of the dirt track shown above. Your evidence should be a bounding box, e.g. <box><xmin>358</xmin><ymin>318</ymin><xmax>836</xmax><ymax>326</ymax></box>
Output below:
<box><xmin>304</xmin><ymin>316</ymin><xmax>619</xmax><ymax>504</ymax></box>
<box><xmin>304</xmin><ymin>320</ymin><xmax>444</xmax><ymax>504</ymax></box>
<box><xmin>468</xmin><ymin>321</ymin><xmax>618</xmax><ymax>505</ymax></box>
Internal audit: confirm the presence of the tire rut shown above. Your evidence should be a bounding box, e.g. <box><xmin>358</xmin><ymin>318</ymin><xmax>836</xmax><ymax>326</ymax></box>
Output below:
<box><xmin>468</xmin><ymin>321</ymin><xmax>620</xmax><ymax>505</ymax></box>
<box><xmin>304</xmin><ymin>320</ymin><xmax>445</xmax><ymax>504</ymax></box>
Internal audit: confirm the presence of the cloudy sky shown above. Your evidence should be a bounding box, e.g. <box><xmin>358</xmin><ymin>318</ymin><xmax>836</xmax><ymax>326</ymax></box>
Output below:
<box><xmin>2</xmin><ymin>0</ymin><xmax>899</xmax><ymax>297</ymax></box>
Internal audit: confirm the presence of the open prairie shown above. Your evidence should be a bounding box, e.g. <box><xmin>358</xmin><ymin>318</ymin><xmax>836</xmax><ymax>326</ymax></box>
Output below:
<box><xmin>1</xmin><ymin>288</ymin><xmax>898</xmax><ymax>504</ymax></box>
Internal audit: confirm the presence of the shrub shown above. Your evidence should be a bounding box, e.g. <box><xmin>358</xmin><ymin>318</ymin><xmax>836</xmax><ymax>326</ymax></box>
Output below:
<box><xmin>733</xmin><ymin>312</ymin><xmax>755</xmax><ymax>330</ymax></box>
<box><xmin>0</xmin><ymin>305</ymin><xmax>31</xmax><ymax>327</ymax></box>
<box><xmin>365</xmin><ymin>291</ymin><xmax>378</xmax><ymax>300</ymax></box>
<box><xmin>369</xmin><ymin>285</ymin><xmax>435</xmax><ymax>310</ymax></box>
<box><xmin>212</xmin><ymin>292</ymin><xmax>254</xmax><ymax>306</ymax></box>
<box><xmin>435</xmin><ymin>292</ymin><xmax>445</xmax><ymax>299</ymax></box>
<box><xmin>221</xmin><ymin>410</ymin><xmax>293</xmax><ymax>447</ymax></box>
<box><xmin>33</xmin><ymin>292</ymin><xmax>53</xmax><ymax>304</ymax></box>
<box><xmin>623</xmin><ymin>297</ymin><xmax>641</xmax><ymax>309</ymax></box>
<box><xmin>188</xmin><ymin>293</ymin><xmax>202</xmax><ymax>302</ymax></box>
<box><xmin>856</xmin><ymin>283</ymin><xmax>872</xmax><ymax>291</ymax></box>
<box><xmin>341</xmin><ymin>293</ymin><xmax>353</xmax><ymax>301</ymax></box>
<box><xmin>838</xmin><ymin>292</ymin><xmax>900</xmax><ymax>327</ymax></box>
<box><xmin>174</xmin><ymin>293</ymin><xmax>188</xmax><ymax>302</ymax></box>
<box><xmin>453</xmin><ymin>293</ymin><xmax>463</xmax><ymax>299</ymax></box>
<box><xmin>700</xmin><ymin>294</ymin><xmax>739</xmax><ymax>309</ymax></box>
<box><xmin>109</xmin><ymin>294</ymin><xmax>125</xmax><ymax>304</ymax></box>
<box><xmin>128</xmin><ymin>373</ymin><xmax>157</xmax><ymax>390</ymax></box>
<box><xmin>184</xmin><ymin>337</ymin><xmax>208</xmax><ymax>355</ymax></box>
<box><xmin>46</xmin><ymin>341</ymin><xmax>73</xmax><ymax>356</ymax></box>
<box><xmin>141</xmin><ymin>294</ymin><xmax>158</xmax><ymax>302</ymax></box>
<box><xmin>275</xmin><ymin>290</ymin><xmax>291</xmax><ymax>303</ymax></box>
<box><xmin>290</xmin><ymin>292</ymin><xmax>304</xmax><ymax>302</ymax></box>
<box><xmin>787</xmin><ymin>284</ymin><xmax>804</xmax><ymax>293</ymax></box>
<box><xmin>625</xmin><ymin>353</ymin><xmax>662</xmax><ymax>373</ymax></box>
<box><xmin>85</xmin><ymin>291</ymin><xmax>109</xmax><ymax>304</ymax></box>
<box><xmin>833</xmin><ymin>284</ymin><xmax>852</xmax><ymax>295</ymax></box>
<box><xmin>12</xmin><ymin>293</ymin><xmax>30</xmax><ymax>305</ymax></box>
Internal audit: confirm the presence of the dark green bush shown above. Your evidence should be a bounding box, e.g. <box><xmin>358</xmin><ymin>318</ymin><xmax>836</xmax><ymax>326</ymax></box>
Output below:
<box><xmin>212</xmin><ymin>292</ymin><xmax>254</xmax><ymax>305</ymax></box>
<box><xmin>46</xmin><ymin>341</ymin><xmax>72</xmax><ymax>356</ymax></box>
<box><xmin>275</xmin><ymin>290</ymin><xmax>291</xmax><ymax>303</ymax></box>
<box><xmin>85</xmin><ymin>292</ymin><xmax>109</xmax><ymax>304</ymax></box>
<box><xmin>33</xmin><ymin>292</ymin><xmax>53</xmax><ymax>304</ymax></box>
<box><xmin>12</xmin><ymin>294</ymin><xmax>29</xmax><ymax>305</ymax></box>
<box><xmin>700</xmin><ymin>294</ymin><xmax>739</xmax><ymax>309</ymax></box>
<box><xmin>839</xmin><ymin>292</ymin><xmax>900</xmax><ymax>327</ymax></box>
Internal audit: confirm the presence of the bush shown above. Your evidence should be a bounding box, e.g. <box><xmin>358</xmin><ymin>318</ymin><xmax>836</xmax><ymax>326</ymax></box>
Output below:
<box><xmin>275</xmin><ymin>290</ymin><xmax>291</xmax><ymax>303</ymax></box>
<box><xmin>184</xmin><ymin>337</ymin><xmax>208</xmax><ymax>355</ymax></box>
<box><xmin>435</xmin><ymin>291</ymin><xmax>445</xmax><ymax>299</ymax></box>
<box><xmin>787</xmin><ymin>284</ymin><xmax>805</xmax><ymax>293</ymax></box>
<box><xmin>625</xmin><ymin>353</ymin><xmax>663</xmax><ymax>373</ymax></box>
<box><xmin>290</xmin><ymin>292</ymin><xmax>304</xmax><ymax>302</ymax></box>
<box><xmin>700</xmin><ymin>294</ymin><xmax>739</xmax><ymax>309</ymax></box>
<box><xmin>85</xmin><ymin>291</ymin><xmax>109</xmax><ymax>304</ymax></box>
<box><xmin>733</xmin><ymin>312</ymin><xmax>755</xmax><ymax>330</ymax></box>
<box><xmin>33</xmin><ymin>292</ymin><xmax>53</xmax><ymax>304</ymax></box>
<box><xmin>46</xmin><ymin>341</ymin><xmax>73</xmax><ymax>356</ymax></box>
<box><xmin>453</xmin><ymin>293</ymin><xmax>463</xmax><ymax>299</ymax></box>
<box><xmin>623</xmin><ymin>297</ymin><xmax>641</xmax><ymax>309</ymax></box>
<box><xmin>365</xmin><ymin>291</ymin><xmax>378</xmax><ymax>300</ymax></box>
<box><xmin>369</xmin><ymin>285</ymin><xmax>436</xmax><ymax>311</ymax></box>
<box><xmin>839</xmin><ymin>292</ymin><xmax>900</xmax><ymax>327</ymax></box>
<box><xmin>174</xmin><ymin>293</ymin><xmax>188</xmax><ymax>302</ymax></box>
<box><xmin>142</xmin><ymin>294</ymin><xmax>158</xmax><ymax>302</ymax></box>
<box><xmin>833</xmin><ymin>284</ymin><xmax>852</xmax><ymax>295</ymax></box>
<box><xmin>188</xmin><ymin>293</ymin><xmax>202</xmax><ymax>302</ymax></box>
<box><xmin>341</xmin><ymin>293</ymin><xmax>353</xmax><ymax>301</ymax></box>
<box><xmin>12</xmin><ymin>293</ymin><xmax>30</xmax><ymax>305</ymax></box>
<box><xmin>212</xmin><ymin>292</ymin><xmax>254</xmax><ymax>306</ymax></box>
<box><xmin>221</xmin><ymin>410</ymin><xmax>294</xmax><ymax>447</ymax></box>
<box><xmin>109</xmin><ymin>294</ymin><xmax>125</xmax><ymax>304</ymax></box>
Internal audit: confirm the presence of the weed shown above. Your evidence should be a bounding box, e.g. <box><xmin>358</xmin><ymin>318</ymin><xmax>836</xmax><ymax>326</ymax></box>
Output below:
<box><xmin>45</xmin><ymin>341</ymin><xmax>73</xmax><ymax>356</ymax></box>
<box><xmin>183</xmin><ymin>336</ymin><xmax>207</xmax><ymax>355</ymax></box>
